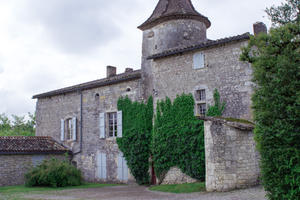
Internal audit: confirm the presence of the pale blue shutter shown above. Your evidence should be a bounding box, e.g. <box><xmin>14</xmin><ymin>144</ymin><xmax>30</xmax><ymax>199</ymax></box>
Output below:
<box><xmin>117</xmin><ymin>111</ymin><xmax>122</xmax><ymax>138</ymax></box>
<box><xmin>101</xmin><ymin>153</ymin><xmax>107</xmax><ymax>179</ymax></box>
<box><xmin>97</xmin><ymin>153</ymin><xmax>101</xmax><ymax>179</ymax></box>
<box><xmin>60</xmin><ymin>119</ymin><xmax>64</xmax><ymax>141</ymax></box>
<box><xmin>118</xmin><ymin>153</ymin><xmax>128</xmax><ymax>181</ymax></box>
<box><xmin>123</xmin><ymin>157</ymin><xmax>128</xmax><ymax>181</ymax></box>
<box><xmin>193</xmin><ymin>52</ymin><xmax>205</xmax><ymax>69</ymax></box>
<box><xmin>72</xmin><ymin>117</ymin><xmax>77</xmax><ymax>141</ymax></box>
<box><xmin>117</xmin><ymin>154</ymin><xmax>123</xmax><ymax>180</ymax></box>
<box><xmin>99</xmin><ymin>113</ymin><xmax>105</xmax><ymax>138</ymax></box>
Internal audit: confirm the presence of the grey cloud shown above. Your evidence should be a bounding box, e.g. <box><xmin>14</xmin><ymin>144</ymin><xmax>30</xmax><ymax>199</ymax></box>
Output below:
<box><xmin>19</xmin><ymin>0</ymin><xmax>123</xmax><ymax>54</ymax></box>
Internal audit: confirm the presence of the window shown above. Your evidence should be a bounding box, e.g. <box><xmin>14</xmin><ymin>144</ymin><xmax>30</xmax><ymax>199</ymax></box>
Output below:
<box><xmin>193</xmin><ymin>52</ymin><xmax>205</xmax><ymax>69</ymax></box>
<box><xmin>65</xmin><ymin>118</ymin><xmax>73</xmax><ymax>140</ymax></box>
<box><xmin>97</xmin><ymin>152</ymin><xmax>107</xmax><ymax>180</ymax></box>
<box><xmin>60</xmin><ymin>117</ymin><xmax>77</xmax><ymax>141</ymax></box>
<box><xmin>108</xmin><ymin>112</ymin><xmax>118</xmax><ymax>137</ymax></box>
<box><xmin>197</xmin><ymin>103</ymin><xmax>207</xmax><ymax>116</ymax></box>
<box><xmin>99</xmin><ymin>111</ymin><xmax>122</xmax><ymax>139</ymax></box>
<box><xmin>196</xmin><ymin>89</ymin><xmax>206</xmax><ymax>101</ymax></box>
<box><xmin>195</xmin><ymin>89</ymin><xmax>207</xmax><ymax>116</ymax></box>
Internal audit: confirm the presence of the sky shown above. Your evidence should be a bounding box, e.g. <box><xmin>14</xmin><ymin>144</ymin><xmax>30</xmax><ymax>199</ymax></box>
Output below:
<box><xmin>0</xmin><ymin>0</ymin><xmax>284</xmax><ymax>117</ymax></box>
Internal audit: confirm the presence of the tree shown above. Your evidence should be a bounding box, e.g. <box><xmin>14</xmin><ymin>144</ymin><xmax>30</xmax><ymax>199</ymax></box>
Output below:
<box><xmin>241</xmin><ymin>1</ymin><xmax>300</xmax><ymax>198</ymax></box>
<box><xmin>266</xmin><ymin>0</ymin><xmax>300</xmax><ymax>26</ymax></box>
<box><xmin>0</xmin><ymin>113</ymin><xmax>36</xmax><ymax>136</ymax></box>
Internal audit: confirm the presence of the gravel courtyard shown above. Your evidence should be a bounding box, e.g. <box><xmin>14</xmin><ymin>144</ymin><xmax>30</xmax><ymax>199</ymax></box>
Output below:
<box><xmin>22</xmin><ymin>185</ymin><xmax>267</xmax><ymax>200</ymax></box>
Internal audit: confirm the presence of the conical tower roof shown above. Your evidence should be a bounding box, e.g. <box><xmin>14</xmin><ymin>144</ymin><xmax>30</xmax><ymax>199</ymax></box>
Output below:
<box><xmin>138</xmin><ymin>0</ymin><xmax>211</xmax><ymax>30</ymax></box>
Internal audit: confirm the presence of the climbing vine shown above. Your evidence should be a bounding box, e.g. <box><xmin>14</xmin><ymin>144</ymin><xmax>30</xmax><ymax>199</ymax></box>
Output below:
<box><xmin>152</xmin><ymin>94</ymin><xmax>205</xmax><ymax>181</ymax></box>
<box><xmin>117</xmin><ymin>96</ymin><xmax>153</xmax><ymax>185</ymax></box>
<box><xmin>206</xmin><ymin>89</ymin><xmax>226</xmax><ymax>117</ymax></box>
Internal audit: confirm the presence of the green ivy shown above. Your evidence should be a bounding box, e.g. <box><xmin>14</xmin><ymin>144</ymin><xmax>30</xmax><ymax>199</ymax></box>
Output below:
<box><xmin>206</xmin><ymin>89</ymin><xmax>226</xmax><ymax>117</ymax></box>
<box><xmin>152</xmin><ymin>94</ymin><xmax>205</xmax><ymax>181</ymax></box>
<box><xmin>117</xmin><ymin>96</ymin><xmax>153</xmax><ymax>185</ymax></box>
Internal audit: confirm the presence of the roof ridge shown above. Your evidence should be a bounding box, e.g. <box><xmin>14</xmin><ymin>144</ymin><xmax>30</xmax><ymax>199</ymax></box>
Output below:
<box><xmin>147</xmin><ymin>33</ymin><xmax>250</xmax><ymax>59</ymax></box>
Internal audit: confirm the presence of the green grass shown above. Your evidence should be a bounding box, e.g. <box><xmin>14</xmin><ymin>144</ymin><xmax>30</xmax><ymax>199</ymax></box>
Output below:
<box><xmin>216</xmin><ymin>117</ymin><xmax>255</xmax><ymax>125</ymax></box>
<box><xmin>0</xmin><ymin>183</ymin><xmax>119</xmax><ymax>194</ymax></box>
<box><xmin>149</xmin><ymin>182</ymin><xmax>206</xmax><ymax>193</ymax></box>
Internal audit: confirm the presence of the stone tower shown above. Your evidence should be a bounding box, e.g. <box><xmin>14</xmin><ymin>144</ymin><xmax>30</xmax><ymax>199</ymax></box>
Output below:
<box><xmin>139</xmin><ymin>0</ymin><xmax>211</xmax><ymax>99</ymax></box>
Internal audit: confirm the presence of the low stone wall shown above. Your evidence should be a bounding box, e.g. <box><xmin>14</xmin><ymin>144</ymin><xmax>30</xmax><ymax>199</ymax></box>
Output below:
<box><xmin>204</xmin><ymin>117</ymin><xmax>260</xmax><ymax>192</ymax></box>
<box><xmin>0</xmin><ymin>154</ymin><xmax>65</xmax><ymax>186</ymax></box>
<box><xmin>161</xmin><ymin>167</ymin><xmax>197</xmax><ymax>185</ymax></box>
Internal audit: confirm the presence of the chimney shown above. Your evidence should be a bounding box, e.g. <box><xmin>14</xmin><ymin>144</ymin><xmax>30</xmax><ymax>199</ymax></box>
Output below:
<box><xmin>253</xmin><ymin>22</ymin><xmax>267</xmax><ymax>36</ymax></box>
<box><xmin>107</xmin><ymin>66</ymin><xmax>116</xmax><ymax>78</ymax></box>
<box><xmin>125</xmin><ymin>68</ymin><xmax>133</xmax><ymax>73</ymax></box>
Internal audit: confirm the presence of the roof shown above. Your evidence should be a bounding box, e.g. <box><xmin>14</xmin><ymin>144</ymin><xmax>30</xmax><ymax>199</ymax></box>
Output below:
<box><xmin>138</xmin><ymin>0</ymin><xmax>211</xmax><ymax>30</ymax></box>
<box><xmin>0</xmin><ymin>136</ymin><xmax>69</xmax><ymax>155</ymax></box>
<box><xmin>147</xmin><ymin>33</ymin><xmax>250</xmax><ymax>60</ymax></box>
<box><xmin>33</xmin><ymin>70</ymin><xmax>141</xmax><ymax>99</ymax></box>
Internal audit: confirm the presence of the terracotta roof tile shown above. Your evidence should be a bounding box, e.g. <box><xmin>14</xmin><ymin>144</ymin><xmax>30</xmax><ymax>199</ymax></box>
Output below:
<box><xmin>0</xmin><ymin>136</ymin><xmax>69</xmax><ymax>155</ymax></box>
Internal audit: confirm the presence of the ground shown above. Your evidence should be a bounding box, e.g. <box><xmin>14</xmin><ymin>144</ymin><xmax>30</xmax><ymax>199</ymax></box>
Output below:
<box><xmin>0</xmin><ymin>185</ymin><xmax>266</xmax><ymax>200</ymax></box>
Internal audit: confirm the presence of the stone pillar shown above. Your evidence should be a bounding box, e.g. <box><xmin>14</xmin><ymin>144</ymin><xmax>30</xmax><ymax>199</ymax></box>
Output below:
<box><xmin>203</xmin><ymin>117</ymin><xmax>260</xmax><ymax>192</ymax></box>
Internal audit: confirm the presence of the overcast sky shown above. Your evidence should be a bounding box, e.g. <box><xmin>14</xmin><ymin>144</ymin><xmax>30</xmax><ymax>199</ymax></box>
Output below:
<box><xmin>0</xmin><ymin>0</ymin><xmax>284</xmax><ymax>117</ymax></box>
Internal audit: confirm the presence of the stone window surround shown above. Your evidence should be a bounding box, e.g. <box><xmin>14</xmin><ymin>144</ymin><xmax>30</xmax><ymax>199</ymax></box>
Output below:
<box><xmin>193</xmin><ymin>86</ymin><xmax>211</xmax><ymax>116</ymax></box>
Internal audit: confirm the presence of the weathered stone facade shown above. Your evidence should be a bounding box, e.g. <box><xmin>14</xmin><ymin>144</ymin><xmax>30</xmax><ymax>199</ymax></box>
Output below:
<box><xmin>33</xmin><ymin>0</ymin><xmax>263</xmax><ymax>189</ymax></box>
<box><xmin>204</xmin><ymin>117</ymin><xmax>260</xmax><ymax>192</ymax></box>
<box><xmin>0</xmin><ymin>154</ymin><xmax>65</xmax><ymax>186</ymax></box>
<box><xmin>35</xmin><ymin>76</ymin><xmax>141</xmax><ymax>183</ymax></box>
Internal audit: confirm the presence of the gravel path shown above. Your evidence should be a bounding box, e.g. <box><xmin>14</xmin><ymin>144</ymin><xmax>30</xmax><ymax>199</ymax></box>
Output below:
<box><xmin>23</xmin><ymin>185</ymin><xmax>267</xmax><ymax>200</ymax></box>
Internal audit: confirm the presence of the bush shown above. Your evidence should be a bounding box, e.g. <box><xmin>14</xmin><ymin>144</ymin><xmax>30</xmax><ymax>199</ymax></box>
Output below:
<box><xmin>25</xmin><ymin>158</ymin><xmax>82</xmax><ymax>187</ymax></box>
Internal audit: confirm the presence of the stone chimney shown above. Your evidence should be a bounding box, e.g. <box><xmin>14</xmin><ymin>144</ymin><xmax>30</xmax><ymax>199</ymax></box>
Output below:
<box><xmin>125</xmin><ymin>68</ymin><xmax>133</xmax><ymax>73</ymax></box>
<box><xmin>107</xmin><ymin>66</ymin><xmax>116</xmax><ymax>78</ymax></box>
<box><xmin>253</xmin><ymin>22</ymin><xmax>267</xmax><ymax>36</ymax></box>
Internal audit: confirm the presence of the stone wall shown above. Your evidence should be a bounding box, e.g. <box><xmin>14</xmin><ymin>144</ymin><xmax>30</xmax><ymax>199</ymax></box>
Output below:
<box><xmin>35</xmin><ymin>79</ymin><xmax>142</xmax><ymax>183</ymax></box>
<box><xmin>161</xmin><ymin>167</ymin><xmax>197</xmax><ymax>185</ymax></box>
<box><xmin>0</xmin><ymin>154</ymin><xmax>64</xmax><ymax>186</ymax></box>
<box><xmin>150</xmin><ymin>40</ymin><xmax>253</xmax><ymax>120</ymax></box>
<box><xmin>204</xmin><ymin>117</ymin><xmax>260</xmax><ymax>192</ymax></box>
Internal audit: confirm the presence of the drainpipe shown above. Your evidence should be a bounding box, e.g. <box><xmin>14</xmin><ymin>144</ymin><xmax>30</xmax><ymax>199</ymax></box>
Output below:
<box><xmin>73</xmin><ymin>90</ymin><xmax>83</xmax><ymax>156</ymax></box>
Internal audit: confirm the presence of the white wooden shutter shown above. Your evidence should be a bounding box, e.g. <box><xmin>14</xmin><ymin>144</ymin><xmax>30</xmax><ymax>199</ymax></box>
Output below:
<box><xmin>99</xmin><ymin>113</ymin><xmax>105</xmax><ymax>138</ymax></box>
<box><xmin>60</xmin><ymin>119</ymin><xmax>64</xmax><ymax>141</ymax></box>
<box><xmin>117</xmin><ymin>111</ymin><xmax>122</xmax><ymax>138</ymax></box>
<box><xmin>193</xmin><ymin>52</ymin><xmax>205</xmax><ymax>69</ymax></box>
<box><xmin>72</xmin><ymin>117</ymin><xmax>77</xmax><ymax>141</ymax></box>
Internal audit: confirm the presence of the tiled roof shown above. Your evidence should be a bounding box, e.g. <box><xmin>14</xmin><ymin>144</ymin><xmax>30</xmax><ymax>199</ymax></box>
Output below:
<box><xmin>33</xmin><ymin>69</ymin><xmax>141</xmax><ymax>99</ymax></box>
<box><xmin>138</xmin><ymin>0</ymin><xmax>211</xmax><ymax>30</ymax></box>
<box><xmin>0</xmin><ymin>136</ymin><xmax>69</xmax><ymax>155</ymax></box>
<box><xmin>147</xmin><ymin>33</ymin><xmax>250</xmax><ymax>60</ymax></box>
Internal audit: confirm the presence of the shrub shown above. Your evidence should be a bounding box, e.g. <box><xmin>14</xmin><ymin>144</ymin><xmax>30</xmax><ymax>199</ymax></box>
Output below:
<box><xmin>25</xmin><ymin>158</ymin><xmax>82</xmax><ymax>187</ymax></box>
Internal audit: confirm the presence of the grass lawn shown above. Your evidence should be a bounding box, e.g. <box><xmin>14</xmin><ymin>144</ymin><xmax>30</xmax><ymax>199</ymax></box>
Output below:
<box><xmin>0</xmin><ymin>183</ymin><xmax>119</xmax><ymax>200</ymax></box>
<box><xmin>149</xmin><ymin>182</ymin><xmax>206</xmax><ymax>193</ymax></box>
